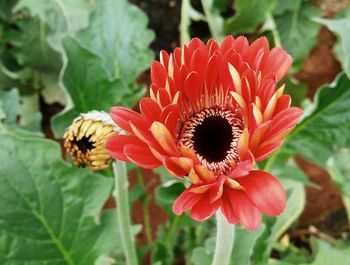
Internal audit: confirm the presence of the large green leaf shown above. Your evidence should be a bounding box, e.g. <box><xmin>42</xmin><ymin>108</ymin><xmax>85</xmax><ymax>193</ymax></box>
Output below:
<box><xmin>225</xmin><ymin>0</ymin><xmax>276</xmax><ymax>34</ymax></box>
<box><xmin>326</xmin><ymin>149</ymin><xmax>350</xmax><ymax>223</ymax></box>
<box><xmin>301</xmin><ymin>240</ymin><xmax>350</xmax><ymax>265</ymax></box>
<box><xmin>285</xmin><ymin>73</ymin><xmax>350</xmax><ymax>165</ymax></box>
<box><xmin>0</xmin><ymin>133</ymin><xmax>119</xmax><ymax>265</ymax></box>
<box><xmin>314</xmin><ymin>12</ymin><xmax>350</xmax><ymax>79</ymax></box>
<box><xmin>15</xmin><ymin>0</ymin><xmax>91</xmax><ymax>51</ymax></box>
<box><xmin>9</xmin><ymin>17</ymin><xmax>62</xmax><ymax>73</ymax></box>
<box><xmin>76</xmin><ymin>0</ymin><xmax>154</xmax><ymax>83</ymax></box>
<box><xmin>273</xmin><ymin>0</ymin><xmax>321</xmax><ymax>65</ymax></box>
<box><xmin>51</xmin><ymin>37</ymin><xmax>130</xmax><ymax>137</ymax></box>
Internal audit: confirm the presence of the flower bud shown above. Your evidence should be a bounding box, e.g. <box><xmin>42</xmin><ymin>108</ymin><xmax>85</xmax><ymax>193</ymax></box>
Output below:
<box><xmin>64</xmin><ymin>111</ymin><xmax>120</xmax><ymax>170</ymax></box>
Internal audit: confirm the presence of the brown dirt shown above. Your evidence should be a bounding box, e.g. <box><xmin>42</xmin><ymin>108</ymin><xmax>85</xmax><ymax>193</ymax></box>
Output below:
<box><xmin>294</xmin><ymin>27</ymin><xmax>341</xmax><ymax>98</ymax></box>
<box><xmin>295</xmin><ymin>157</ymin><xmax>344</xmax><ymax>225</ymax></box>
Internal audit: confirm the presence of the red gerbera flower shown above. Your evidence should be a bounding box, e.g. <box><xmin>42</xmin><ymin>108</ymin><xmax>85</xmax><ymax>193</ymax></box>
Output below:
<box><xmin>106</xmin><ymin>36</ymin><xmax>303</xmax><ymax>230</ymax></box>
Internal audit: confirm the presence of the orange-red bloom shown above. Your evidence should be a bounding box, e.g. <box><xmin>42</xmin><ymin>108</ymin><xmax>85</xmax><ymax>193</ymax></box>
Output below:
<box><xmin>106</xmin><ymin>36</ymin><xmax>303</xmax><ymax>230</ymax></box>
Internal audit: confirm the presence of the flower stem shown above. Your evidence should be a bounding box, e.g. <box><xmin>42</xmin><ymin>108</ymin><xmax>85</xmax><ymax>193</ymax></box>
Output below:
<box><xmin>112</xmin><ymin>161</ymin><xmax>138</xmax><ymax>265</ymax></box>
<box><xmin>135</xmin><ymin>168</ymin><xmax>153</xmax><ymax>245</ymax></box>
<box><xmin>165</xmin><ymin>215</ymin><xmax>181</xmax><ymax>246</ymax></box>
<box><xmin>211</xmin><ymin>210</ymin><xmax>235</xmax><ymax>265</ymax></box>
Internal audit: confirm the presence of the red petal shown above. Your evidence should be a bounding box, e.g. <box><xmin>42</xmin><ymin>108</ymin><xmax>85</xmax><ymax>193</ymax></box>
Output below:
<box><xmin>110</xmin><ymin>107</ymin><xmax>145</xmax><ymax>133</ymax></box>
<box><xmin>173</xmin><ymin>47</ymin><xmax>182</xmax><ymax>65</ymax></box>
<box><xmin>151</xmin><ymin>122</ymin><xmax>179</xmax><ymax>155</ymax></box>
<box><xmin>228</xmin><ymin>190</ymin><xmax>262</xmax><ymax>230</ymax></box>
<box><xmin>159</xmin><ymin>50</ymin><xmax>169</xmax><ymax>68</ymax></box>
<box><xmin>267</xmin><ymin>107</ymin><xmax>303</xmax><ymax>140</ymax></box>
<box><xmin>231</xmin><ymin>36</ymin><xmax>249</xmax><ymax>55</ymax></box>
<box><xmin>206</xmin><ymin>38</ymin><xmax>219</xmax><ymax>56</ymax></box>
<box><xmin>220</xmin><ymin>191</ymin><xmax>239</xmax><ymax>224</ymax></box>
<box><xmin>190</xmin><ymin>194</ymin><xmax>220</xmax><ymax>221</ymax></box>
<box><xmin>257</xmin><ymin>78</ymin><xmax>276</xmax><ymax>110</ymax></box>
<box><xmin>139</xmin><ymin>98</ymin><xmax>161</xmax><ymax>123</ymax></box>
<box><xmin>105</xmin><ymin>135</ymin><xmax>141</xmax><ymax>161</ymax></box>
<box><xmin>228</xmin><ymin>160</ymin><xmax>254</xmax><ymax>178</ymax></box>
<box><xmin>151</xmin><ymin>60</ymin><xmax>167</xmax><ymax>87</ymax></box>
<box><xmin>263</xmin><ymin>47</ymin><xmax>292</xmax><ymax>81</ymax></box>
<box><xmin>238</xmin><ymin>170</ymin><xmax>286</xmax><ymax>216</ymax></box>
<box><xmin>254</xmin><ymin>141</ymin><xmax>282</xmax><ymax>161</ymax></box>
<box><xmin>124</xmin><ymin>144</ymin><xmax>162</xmax><ymax>168</ymax></box>
<box><xmin>190</xmin><ymin>47</ymin><xmax>208</xmax><ymax>81</ymax></box>
<box><xmin>184</xmin><ymin>71</ymin><xmax>202</xmax><ymax>105</ymax></box>
<box><xmin>244</xmin><ymin>37</ymin><xmax>269</xmax><ymax>71</ymax></box>
<box><xmin>163</xmin><ymin>156</ymin><xmax>193</xmax><ymax>178</ymax></box>
<box><xmin>274</xmin><ymin>95</ymin><xmax>291</xmax><ymax>114</ymax></box>
<box><xmin>249</xmin><ymin>121</ymin><xmax>272</xmax><ymax>153</ymax></box>
<box><xmin>173</xmin><ymin>188</ymin><xmax>201</xmax><ymax>215</ymax></box>
<box><xmin>205</xmin><ymin>54</ymin><xmax>219</xmax><ymax>94</ymax></box>
<box><xmin>220</xmin><ymin>35</ymin><xmax>235</xmax><ymax>54</ymax></box>
<box><xmin>157</xmin><ymin>87</ymin><xmax>172</xmax><ymax>107</ymax></box>
<box><xmin>161</xmin><ymin>104</ymin><xmax>181</xmax><ymax>137</ymax></box>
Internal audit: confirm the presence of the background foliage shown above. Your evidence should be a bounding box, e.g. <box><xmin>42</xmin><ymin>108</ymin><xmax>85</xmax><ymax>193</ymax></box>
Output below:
<box><xmin>0</xmin><ymin>0</ymin><xmax>350</xmax><ymax>264</ymax></box>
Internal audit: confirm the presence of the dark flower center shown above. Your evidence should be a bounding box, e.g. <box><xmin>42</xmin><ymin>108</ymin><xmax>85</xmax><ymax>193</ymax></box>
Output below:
<box><xmin>193</xmin><ymin>116</ymin><xmax>233</xmax><ymax>163</ymax></box>
<box><xmin>179</xmin><ymin>108</ymin><xmax>243</xmax><ymax>174</ymax></box>
<box><xmin>73</xmin><ymin>136</ymin><xmax>94</xmax><ymax>154</ymax></box>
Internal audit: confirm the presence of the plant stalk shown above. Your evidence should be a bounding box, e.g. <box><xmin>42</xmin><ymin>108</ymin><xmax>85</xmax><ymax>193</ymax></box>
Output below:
<box><xmin>113</xmin><ymin>161</ymin><xmax>138</xmax><ymax>265</ymax></box>
<box><xmin>211</xmin><ymin>210</ymin><xmax>235</xmax><ymax>265</ymax></box>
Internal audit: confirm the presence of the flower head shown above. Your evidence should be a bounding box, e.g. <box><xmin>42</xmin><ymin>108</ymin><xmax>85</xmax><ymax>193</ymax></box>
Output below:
<box><xmin>106</xmin><ymin>36</ymin><xmax>303</xmax><ymax>230</ymax></box>
<box><xmin>64</xmin><ymin>111</ymin><xmax>119</xmax><ymax>170</ymax></box>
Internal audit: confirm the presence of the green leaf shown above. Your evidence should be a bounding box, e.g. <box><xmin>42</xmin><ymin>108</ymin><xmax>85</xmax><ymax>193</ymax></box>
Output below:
<box><xmin>0</xmin><ymin>88</ymin><xmax>20</xmax><ymax>124</ymax></box>
<box><xmin>18</xmin><ymin>93</ymin><xmax>42</xmax><ymax>131</ymax></box>
<box><xmin>314</xmin><ymin>13</ymin><xmax>350</xmax><ymax>78</ymax></box>
<box><xmin>273</xmin><ymin>0</ymin><xmax>321</xmax><ymax>65</ymax></box>
<box><xmin>301</xmin><ymin>240</ymin><xmax>350</xmax><ymax>265</ymax></box>
<box><xmin>326</xmin><ymin>149</ymin><xmax>350</xmax><ymax>223</ymax></box>
<box><xmin>152</xmin><ymin>241</ymin><xmax>174</xmax><ymax>265</ymax></box>
<box><xmin>76</xmin><ymin>0</ymin><xmax>154</xmax><ymax>83</ymax></box>
<box><xmin>285</xmin><ymin>73</ymin><xmax>350</xmax><ymax>165</ymax></box>
<box><xmin>0</xmin><ymin>133</ymin><xmax>120</xmax><ymax>265</ymax></box>
<box><xmin>10</xmin><ymin>17</ymin><xmax>62</xmax><ymax>72</ymax></box>
<box><xmin>230</xmin><ymin>225</ymin><xmax>265</xmax><ymax>265</ymax></box>
<box><xmin>155</xmin><ymin>181</ymin><xmax>185</xmax><ymax>215</ymax></box>
<box><xmin>283</xmin><ymin>77</ymin><xmax>307</xmax><ymax>107</ymax></box>
<box><xmin>0</xmin><ymin>0</ymin><xmax>18</xmax><ymax>20</ymax></box>
<box><xmin>15</xmin><ymin>0</ymin><xmax>91</xmax><ymax>51</ymax></box>
<box><xmin>253</xmin><ymin>180</ymin><xmax>305</xmax><ymax>263</ymax></box>
<box><xmin>225</xmin><ymin>0</ymin><xmax>276</xmax><ymax>34</ymax></box>
<box><xmin>190</xmin><ymin>237</ymin><xmax>215</xmax><ymax>265</ymax></box>
<box><xmin>191</xmin><ymin>247</ymin><xmax>211</xmax><ymax>265</ymax></box>
<box><xmin>51</xmin><ymin>37</ymin><xmax>130</xmax><ymax>137</ymax></box>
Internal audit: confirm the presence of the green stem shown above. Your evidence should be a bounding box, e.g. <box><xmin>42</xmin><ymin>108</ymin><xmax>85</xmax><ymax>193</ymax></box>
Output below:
<box><xmin>180</xmin><ymin>0</ymin><xmax>191</xmax><ymax>46</ymax></box>
<box><xmin>113</xmin><ymin>161</ymin><xmax>138</xmax><ymax>265</ymax></box>
<box><xmin>135</xmin><ymin>168</ymin><xmax>153</xmax><ymax>245</ymax></box>
<box><xmin>211</xmin><ymin>210</ymin><xmax>235</xmax><ymax>265</ymax></box>
<box><xmin>165</xmin><ymin>215</ymin><xmax>181</xmax><ymax>246</ymax></box>
<box><xmin>200</xmin><ymin>0</ymin><xmax>223</xmax><ymax>42</ymax></box>
<box><xmin>266</xmin><ymin>13</ymin><xmax>282</xmax><ymax>48</ymax></box>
